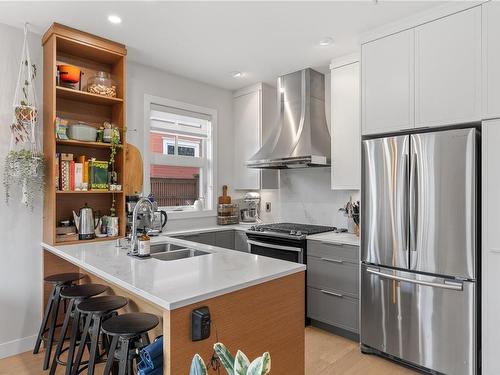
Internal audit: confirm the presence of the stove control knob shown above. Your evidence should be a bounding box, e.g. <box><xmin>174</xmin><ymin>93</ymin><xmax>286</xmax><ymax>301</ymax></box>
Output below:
<box><xmin>250</xmin><ymin>226</ymin><xmax>256</xmax><ymax>231</ymax></box>
<box><xmin>290</xmin><ymin>230</ymin><xmax>296</xmax><ymax>235</ymax></box>
<box><xmin>296</xmin><ymin>231</ymin><xmax>303</xmax><ymax>236</ymax></box>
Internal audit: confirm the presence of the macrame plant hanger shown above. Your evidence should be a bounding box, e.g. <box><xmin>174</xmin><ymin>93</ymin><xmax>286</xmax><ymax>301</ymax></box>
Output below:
<box><xmin>4</xmin><ymin>23</ymin><xmax>44</xmax><ymax>208</ymax></box>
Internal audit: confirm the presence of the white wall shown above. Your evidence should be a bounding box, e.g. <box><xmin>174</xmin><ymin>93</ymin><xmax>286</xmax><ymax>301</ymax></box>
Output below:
<box><xmin>0</xmin><ymin>22</ymin><xmax>43</xmax><ymax>358</ymax></box>
<box><xmin>259</xmin><ymin>169</ymin><xmax>360</xmax><ymax>229</ymax></box>
<box><xmin>126</xmin><ymin>61</ymin><xmax>234</xmax><ymax>230</ymax></box>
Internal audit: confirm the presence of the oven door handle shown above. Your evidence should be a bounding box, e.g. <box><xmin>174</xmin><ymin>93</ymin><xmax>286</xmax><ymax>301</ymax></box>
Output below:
<box><xmin>247</xmin><ymin>240</ymin><xmax>303</xmax><ymax>253</ymax></box>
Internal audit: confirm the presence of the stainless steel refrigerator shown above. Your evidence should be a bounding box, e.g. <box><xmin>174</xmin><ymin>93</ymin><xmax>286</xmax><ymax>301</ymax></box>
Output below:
<box><xmin>360</xmin><ymin>127</ymin><xmax>479</xmax><ymax>375</ymax></box>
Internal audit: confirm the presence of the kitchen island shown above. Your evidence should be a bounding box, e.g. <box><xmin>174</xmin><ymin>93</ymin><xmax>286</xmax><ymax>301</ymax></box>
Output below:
<box><xmin>42</xmin><ymin>235</ymin><xmax>305</xmax><ymax>375</ymax></box>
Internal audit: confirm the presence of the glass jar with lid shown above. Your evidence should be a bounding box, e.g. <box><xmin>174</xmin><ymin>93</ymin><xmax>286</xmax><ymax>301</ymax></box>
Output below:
<box><xmin>87</xmin><ymin>71</ymin><xmax>117</xmax><ymax>97</ymax></box>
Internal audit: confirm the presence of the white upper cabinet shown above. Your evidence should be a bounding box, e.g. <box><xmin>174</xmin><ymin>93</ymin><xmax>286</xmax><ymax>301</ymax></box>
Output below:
<box><xmin>362</xmin><ymin>29</ymin><xmax>415</xmax><ymax>135</ymax></box>
<box><xmin>331</xmin><ymin>58</ymin><xmax>360</xmax><ymax>190</ymax></box>
<box><xmin>415</xmin><ymin>7</ymin><xmax>481</xmax><ymax>127</ymax></box>
<box><xmin>483</xmin><ymin>2</ymin><xmax>500</xmax><ymax>120</ymax></box>
<box><xmin>233</xmin><ymin>84</ymin><xmax>278</xmax><ymax>190</ymax></box>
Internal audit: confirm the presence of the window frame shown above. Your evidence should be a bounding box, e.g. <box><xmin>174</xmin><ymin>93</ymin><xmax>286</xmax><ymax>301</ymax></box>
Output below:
<box><xmin>143</xmin><ymin>94</ymin><xmax>217</xmax><ymax>219</ymax></box>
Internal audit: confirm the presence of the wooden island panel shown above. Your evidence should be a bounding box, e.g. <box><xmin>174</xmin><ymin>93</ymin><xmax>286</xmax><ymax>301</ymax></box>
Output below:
<box><xmin>164</xmin><ymin>271</ymin><xmax>305</xmax><ymax>375</ymax></box>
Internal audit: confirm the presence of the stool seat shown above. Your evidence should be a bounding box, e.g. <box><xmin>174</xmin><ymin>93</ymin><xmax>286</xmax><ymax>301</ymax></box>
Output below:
<box><xmin>77</xmin><ymin>295</ymin><xmax>128</xmax><ymax>314</ymax></box>
<box><xmin>44</xmin><ymin>272</ymin><xmax>85</xmax><ymax>285</ymax></box>
<box><xmin>60</xmin><ymin>284</ymin><xmax>108</xmax><ymax>299</ymax></box>
<box><xmin>102</xmin><ymin>313</ymin><xmax>159</xmax><ymax>337</ymax></box>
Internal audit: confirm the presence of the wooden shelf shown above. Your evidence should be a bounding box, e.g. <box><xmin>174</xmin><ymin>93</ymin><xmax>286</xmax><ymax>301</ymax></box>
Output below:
<box><xmin>43</xmin><ymin>23</ymin><xmax>127</xmax><ymax>246</ymax></box>
<box><xmin>56</xmin><ymin>139</ymin><xmax>123</xmax><ymax>149</ymax></box>
<box><xmin>55</xmin><ymin>235</ymin><xmax>120</xmax><ymax>246</ymax></box>
<box><xmin>56</xmin><ymin>190</ymin><xmax>124</xmax><ymax>194</ymax></box>
<box><xmin>56</xmin><ymin>86</ymin><xmax>123</xmax><ymax>106</ymax></box>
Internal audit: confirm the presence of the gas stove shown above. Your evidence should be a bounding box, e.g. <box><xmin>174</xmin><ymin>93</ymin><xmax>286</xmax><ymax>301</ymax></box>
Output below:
<box><xmin>248</xmin><ymin>222</ymin><xmax>336</xmax><ymax>239</ymax></box>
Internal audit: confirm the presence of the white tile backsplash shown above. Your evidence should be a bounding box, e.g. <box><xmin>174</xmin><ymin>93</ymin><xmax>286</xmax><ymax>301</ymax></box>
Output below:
<box><xmin>259</xmin><ymin>168</ymin><xmax>360</xmax><ymax>229</ymax></box>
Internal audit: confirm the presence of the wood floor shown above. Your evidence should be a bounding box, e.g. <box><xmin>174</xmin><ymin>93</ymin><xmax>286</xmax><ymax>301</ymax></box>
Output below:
<box><xmin>0</xmin><ymin>326</ymin><xmax>417</xmax><ymax>374</ymax></box>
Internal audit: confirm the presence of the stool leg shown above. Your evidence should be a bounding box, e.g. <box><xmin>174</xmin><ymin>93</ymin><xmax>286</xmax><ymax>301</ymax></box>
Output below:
<box><xmin>140</xmin><ymin>333</ymin><xmax>150</xmax><ymax>346</ymax></box>
<box><xmin>117</xmin><ymin>338</ymin><xmax>130</xmax><ymax>375</ymax></box>
<box><xmin>49</xmin><ymin>299</ymin><xmax>74</xmax><ymax>375</ymax></box>
<box><xmin>65</xmin><ymin>309</ymin><xmax>81</xmax><ymax>375</ymax></box>
<box><xmin>33</xmin><ymin>285</ymin><xmax>56</xmax><ymax>354</ymax></box>
<box><xmin>71</xmin><ymin>312</ymin><xmax>92</xmax><ymax>375</ymax></box>
<box><xmin>87</xmin><ymin>315</ymin><xmax>102</xmax><ymax>375</ymax></box>
<box><xmin>43</xmin><ymin>284</ymin><xmax>62</xmax><ymax>370</ymax></box>
<box><xmin>103</xmin><ymin>336</ymin><xmax>119</xmax><ymax>375</ymax></box>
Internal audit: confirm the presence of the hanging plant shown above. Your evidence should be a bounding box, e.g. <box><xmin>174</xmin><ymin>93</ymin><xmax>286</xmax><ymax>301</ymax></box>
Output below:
<box><xmin>3</xmin><ymin>150</ymin><xmax>44</xmax><ymax>209</ymax></box>
<box><xmin>3</xmin><ymin>24</ymin><xmax>45</xmax><ymax>209</ymax></box>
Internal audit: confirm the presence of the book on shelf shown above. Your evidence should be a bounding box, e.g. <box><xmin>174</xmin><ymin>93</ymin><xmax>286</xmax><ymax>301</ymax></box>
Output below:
<box><xmin>89</xmin><ymin>160</ymin><xmax>109</xmax><ymax>190</ymax></box>
<box><xmin>55</xmin><ymin>153</ymin><xmax>110</xmax><ymax>192</ymax></box>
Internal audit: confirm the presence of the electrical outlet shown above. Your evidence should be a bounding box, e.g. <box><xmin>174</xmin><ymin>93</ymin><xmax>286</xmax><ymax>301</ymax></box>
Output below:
<box><xmin>265</xmin><ymin>202</ymin><xmax>271</xmax><ymax>212</ymax></box>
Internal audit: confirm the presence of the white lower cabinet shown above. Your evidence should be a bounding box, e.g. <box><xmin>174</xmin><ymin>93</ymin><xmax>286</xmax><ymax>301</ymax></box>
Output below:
<box><xmin>330</xmin><ymin>58</ymin><xmax>360</xmax><ymax>190</ymax></box>
<box><xmin>233</xmin><ymin>83</ymin><xmax>278</xmax><ymax>190</ymax></box>
<box><xmin>482</xmin><ymin>120</ymin><xmax>500</xmax><ymax>374</ymax></box>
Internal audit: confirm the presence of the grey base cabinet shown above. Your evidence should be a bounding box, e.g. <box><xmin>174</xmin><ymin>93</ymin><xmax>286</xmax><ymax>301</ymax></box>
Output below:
<box><xmin>215</xmin><ymin>230</ymin><xmax>235</xmax><ymax>249</ymax></box>
<box><xmin>234</xmin><ymin>230</ymin><xmax>249</xmax><ymax>252</ymax></box>
<box><xmin>307</xmin><ymin>240</ymin><xmax>360</xmax><ymax>336</ymax></box>
<box><xmin>175</xmin><ymin>232</ymin><xmax>216</xmax><ymax>245</ymax></box>
<box><xmin>174</xmin><ymin>229</ymin><xmax>249</xmax><ymax>252</ymax></box>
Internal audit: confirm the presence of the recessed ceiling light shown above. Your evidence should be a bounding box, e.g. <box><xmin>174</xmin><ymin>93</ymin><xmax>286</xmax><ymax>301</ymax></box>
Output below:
<box><xmin>319</xmin><ymin>37</ymin><xmax>334</xmax><ymax>46</ymax></box>
<box><xmin>108</xmin><ymin>15</ymin><xmax>122</xmax><ymax>24</ymax></box>
<box><xmin>231</xmin><ymin>71</ymin><xmax>243</xmax><ymax>78</ymax></box>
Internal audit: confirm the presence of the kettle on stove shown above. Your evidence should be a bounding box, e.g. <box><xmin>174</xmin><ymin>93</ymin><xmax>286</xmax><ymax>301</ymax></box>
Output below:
<box><xmin>73</xmin><ymin>203</ymin><xmax>100</xmax><ymax>240</ymax></box>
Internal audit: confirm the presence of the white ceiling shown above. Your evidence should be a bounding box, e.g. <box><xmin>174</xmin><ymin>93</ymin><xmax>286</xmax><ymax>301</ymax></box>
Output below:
<box><xmin>0</xmin><ymin>1</ymin><xmax>444</xmax><ymax>90</ymax></box>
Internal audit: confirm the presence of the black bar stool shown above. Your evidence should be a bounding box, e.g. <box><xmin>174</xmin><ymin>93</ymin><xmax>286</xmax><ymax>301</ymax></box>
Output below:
<box><xmin>49</xmin><ymin>283</ymin><xmax>108</xmax><ymax>375</ymax></box>
<box><xmin>72</xmin><ymin>295</ymin><xmax>129</xmax><ymax>375</ymax></box>
<box><xmin>34</xmin><ymin>272</ymin><xmax>85</xmax><ymax>370</ymax></box>
<box><xmin>102</xmin><ymin>313</ymin><xmax>160</xmax><ymax>375</ymax></box>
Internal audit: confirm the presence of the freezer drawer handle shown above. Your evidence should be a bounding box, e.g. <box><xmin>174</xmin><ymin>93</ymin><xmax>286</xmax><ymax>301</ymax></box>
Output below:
<box><xmin>321</xmin><ymin>257</ymin><xmax>344</xmax><ymax>264</ymax></box>
<box><xmin>320</xmin><ymin>289</ymin><xmax>343</xmax><ymax>298</ymax></box>
<box><xmin>247</xmin><ymin>240</ymin><xmax>303</xmax><ymax>253</ymax></box>
<box><xmin>366</xmin><ymin>268</ymin><xmax>463</xmax><ymax>291</ymax></box>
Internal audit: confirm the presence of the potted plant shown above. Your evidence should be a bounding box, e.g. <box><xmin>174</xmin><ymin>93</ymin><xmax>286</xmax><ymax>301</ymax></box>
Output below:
<box><xmin>3</xmin><ymin>149</ymin><xmax>44</xmax><ymax>209</ymax></box>
<box><xmin>190</xmin><ymin>343</ymin><xmax>271</xmax><ymax>375</ymax></box>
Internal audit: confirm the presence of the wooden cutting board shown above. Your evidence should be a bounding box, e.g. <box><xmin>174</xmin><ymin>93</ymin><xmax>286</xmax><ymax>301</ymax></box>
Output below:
<box><xmin>124</xmin><ymin>143</ymin><xmax>143</xmax><ymax>195</ymax></box>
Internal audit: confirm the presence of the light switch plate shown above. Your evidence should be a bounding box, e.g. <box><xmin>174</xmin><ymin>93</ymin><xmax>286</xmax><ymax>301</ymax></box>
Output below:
<box><xmin>265</xmin><ymin>202</ymin><xmax>271</xmax><ymax>212</ymax></box>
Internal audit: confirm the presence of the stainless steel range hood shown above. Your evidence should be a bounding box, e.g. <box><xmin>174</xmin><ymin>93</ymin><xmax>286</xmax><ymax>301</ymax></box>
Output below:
<box><xmin>246</xmin><ymin>68</ymin><xmax>331</xmax><ymax>169</ymax></box>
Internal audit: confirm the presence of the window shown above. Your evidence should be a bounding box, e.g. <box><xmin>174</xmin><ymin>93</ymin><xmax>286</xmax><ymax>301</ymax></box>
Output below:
<box><xmin>144</xmin><ymin>96</ymin><xmax>216</xmax><ymax>214</ymax></box>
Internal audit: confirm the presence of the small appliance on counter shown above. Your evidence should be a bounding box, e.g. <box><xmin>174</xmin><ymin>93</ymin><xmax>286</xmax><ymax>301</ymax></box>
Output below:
<box><xmin>126</xmin><ymin>195</ymin><xmax>167</xmax><ymax>236</ymax></box>
<box><xmin>240</xmin><ymin>192</ymin><xmax>261</xmax><ymax>223</ymax></box>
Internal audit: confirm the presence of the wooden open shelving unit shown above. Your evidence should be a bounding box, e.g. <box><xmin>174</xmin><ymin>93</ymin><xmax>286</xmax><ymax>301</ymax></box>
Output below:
<box><xmin>42</xmin><ymin>23</ymin><xmax>127</xmax><ymax>246</ymax></box>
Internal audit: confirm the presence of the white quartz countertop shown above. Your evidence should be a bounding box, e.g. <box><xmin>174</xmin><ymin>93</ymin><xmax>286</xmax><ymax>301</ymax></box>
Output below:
<box><xmin>165</xmin><ymin>224</ymin><xmax>360</xmax><ymax>246</ymax></box>
<box><xmin>306</xmin><ymin>232</ymin><xmax>360</xmax><ymax>246</ymax></box>
<box><xmin>42</xmin><ymin>235</ymin><xmax>305</xmax><ymax>311</ymax></box>
<box><xmin>163</xmin><ymin>224</ymin><xmax>254</xmax><ymax>236</ymax></box>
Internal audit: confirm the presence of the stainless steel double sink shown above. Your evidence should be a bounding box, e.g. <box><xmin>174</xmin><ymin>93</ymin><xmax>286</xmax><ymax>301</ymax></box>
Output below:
<box><xmin>150</xmin><ymin>242</ymin><xmax>210</xmax><ymax>261</ymax></box>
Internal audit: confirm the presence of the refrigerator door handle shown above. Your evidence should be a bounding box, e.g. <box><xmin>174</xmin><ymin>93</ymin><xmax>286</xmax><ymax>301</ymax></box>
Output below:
<box><xmin>409</xmin><ymin>148</ymin><xmax>418</xmax><ymax>255</ymax></box>
<box><xmin>366</xmin><ymin>268</ymin><xmax>463</xmax><ymax>291</ymax></box>
<box><xmin>404</xmin><ymin>153</ymin><xmax>409</xmax><ymax>254</ymax></box>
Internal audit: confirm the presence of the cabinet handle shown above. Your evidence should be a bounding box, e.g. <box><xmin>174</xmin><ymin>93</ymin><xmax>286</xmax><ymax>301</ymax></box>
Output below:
<box><xmin>321</xmin><ymin>289</ymin><xmax>343</xmax><ymax>298</ymax></box>
<box><xmin>321</xmin><ymin>257</ymin><xmax>344</xmax><ymax>264</ymax></box>
<box><xmin>321</xmin><ymin>241</ymin><xmax>344</xmax><ymax>247</ymax></box>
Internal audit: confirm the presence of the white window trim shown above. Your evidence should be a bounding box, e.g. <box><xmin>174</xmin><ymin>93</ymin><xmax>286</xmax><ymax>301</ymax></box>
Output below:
<box><xmin>144</xmin><ymin>94</ymin><xmax>218</xmax><ymax>219</ymax></box>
